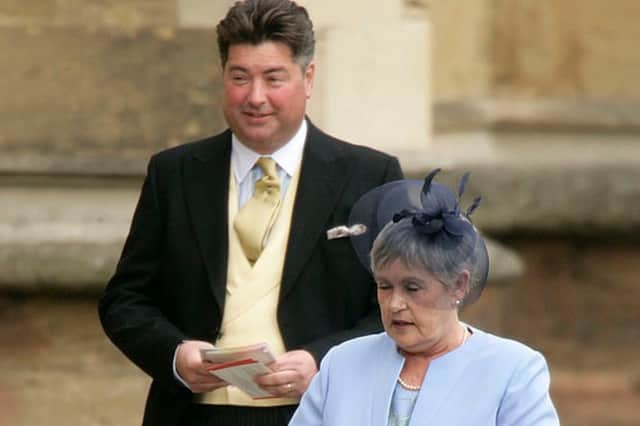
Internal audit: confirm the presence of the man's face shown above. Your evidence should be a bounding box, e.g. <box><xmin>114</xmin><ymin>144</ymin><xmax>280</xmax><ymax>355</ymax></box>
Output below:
<box><xmin>222</xmin><ymin>41</ymin><xmax>314</xmax><ymax>154</ymax></box>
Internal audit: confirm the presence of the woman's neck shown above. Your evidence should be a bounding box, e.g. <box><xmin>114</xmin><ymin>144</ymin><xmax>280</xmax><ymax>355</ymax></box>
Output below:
<box><xmin>400</xmin><ymin>321</ymin><xmax>467</xmax><ymax>360</ymax></box>
<box><xmin>397</xmin><ymin>322</ymin><xmax>469</xmax><ymax>388</ymax></box>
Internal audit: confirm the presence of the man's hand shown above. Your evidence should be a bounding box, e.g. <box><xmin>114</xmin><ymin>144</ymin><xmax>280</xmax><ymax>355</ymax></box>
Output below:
<box><xmin>175</xmin><ymin>340</ymin><xmax>228</xmax><ymax>393</ymax></box>
<box><xmin>254</xmin><ymin>350</ymin><xmax>318</xmax><ymax>398</ymax></box>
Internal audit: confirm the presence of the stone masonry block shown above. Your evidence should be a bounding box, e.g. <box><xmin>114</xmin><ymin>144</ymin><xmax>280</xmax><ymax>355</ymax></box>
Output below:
<box><xmin>55</xmin><ymin>0</ymin><xmax>177</xmax><ymax>30</ymax></box>
<box><xmin>0</xmin><ymin>0</ymin><xmax>55</xmax><ymax>20</ymax></box>
<box><xmin>430</xmin><ymin>0</ymin><xmax>492</xmax><ymax>100</ymax></box>
<box><xmin>0</xmin><ymin>178</ymin><xmax>521</xmax><ymax>292</ymax></box>
<box><xmin>0</xmin><ymin>26</ymin><xmax>224</xmax><ymax>159</ymax></box>
<box><xmin>400</xmin><ymin>157</ymin><xmax>640</xmax><ymax>237</ymax></box>
<box><xmin>492</xmin><ymin>0</ymin><xmax>640</xmax><ymax>99</ymax></box>
<box><xmin>177</xmin><ymin>0</ymin><xmax>232</xmax><ymax>28</ymax></box>
<box><xmin>0</xmin><ymin>182</ymin><xmax>138</xmax><ymax>291</ymax></box>
<box><xmin>310</xmin><ymin>21</ymin><xmax>431</xmax><ymax>151</ymax></box>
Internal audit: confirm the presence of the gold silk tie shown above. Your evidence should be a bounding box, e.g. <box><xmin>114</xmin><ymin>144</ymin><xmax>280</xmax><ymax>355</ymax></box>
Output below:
<box><xmin>234</xmin><ymin>157</ymin><xmax>281</xmax><ymax>263</ymax></box>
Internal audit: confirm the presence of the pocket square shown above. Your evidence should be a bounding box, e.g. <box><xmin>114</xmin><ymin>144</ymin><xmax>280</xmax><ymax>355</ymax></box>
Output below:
<box><xmin>326</xmin><ymin>224</ymin><xmax>367</xmax><ymax>240</ymax></box>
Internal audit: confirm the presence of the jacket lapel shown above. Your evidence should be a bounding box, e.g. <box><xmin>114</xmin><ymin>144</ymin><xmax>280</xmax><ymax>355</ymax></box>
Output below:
<box><xmin>280</xmin><ymin>122</ymin><xmax>350</xmax><ymax>297</ymax></box>
<box><xmin>183</xmin><ymin>131</ymin><xmax>231</xmax><ymax>310</ymax></box>
<box><xmin>370</xmin><ymin>337</ymin><xmax>405</xmax><ymax>426</ymax></box>
<box><xmin>409</xmin><ymin>340</ymin><xmax>475</xmax><ymax>425</ymax></box>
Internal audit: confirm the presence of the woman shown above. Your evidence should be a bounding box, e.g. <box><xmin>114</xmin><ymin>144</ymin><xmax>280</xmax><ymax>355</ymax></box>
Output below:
<box><xmin>290</xmin><ymin>169</ymin><xmax>559</xmax><ymax>426</ymax></box>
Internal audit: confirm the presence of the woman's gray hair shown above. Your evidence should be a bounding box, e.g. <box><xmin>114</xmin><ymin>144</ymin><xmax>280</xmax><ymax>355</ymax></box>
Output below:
<box><xmin>370</xmin><ymin>218</ymin><xmax>484</xmax><ymax>305</ymax></box>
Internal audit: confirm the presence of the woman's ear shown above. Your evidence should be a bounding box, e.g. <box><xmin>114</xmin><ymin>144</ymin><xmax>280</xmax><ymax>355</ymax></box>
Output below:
<box><xmin>453</xmin><ymin>270</ymin><xmax>471</xmax><ymax>303</ymax></box>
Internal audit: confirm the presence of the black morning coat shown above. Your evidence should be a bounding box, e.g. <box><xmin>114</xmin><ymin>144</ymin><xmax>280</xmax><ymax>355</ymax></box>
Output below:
<box><xmin>99</xmin><ymin>121</ymin><xmax>403</xmax><ymax>425</ymax></box>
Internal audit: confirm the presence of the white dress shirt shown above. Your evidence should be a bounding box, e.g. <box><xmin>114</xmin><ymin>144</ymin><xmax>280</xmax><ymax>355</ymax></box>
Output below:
<box><xmin>231</xmin><ymin>119</ymin><xmax>307</xmax><ymax>208</ymax></box>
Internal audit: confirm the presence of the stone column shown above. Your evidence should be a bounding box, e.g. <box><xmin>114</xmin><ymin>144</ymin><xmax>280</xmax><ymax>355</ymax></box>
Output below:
<box><xmin>301</xmin><ymin>0</ymin><xmax>432</xmax><ymax>153</ymax></box>
<box><xmin>177</xmin><ymin>0</ymin><xmax>235</xmax><ymax>28</ymax></box>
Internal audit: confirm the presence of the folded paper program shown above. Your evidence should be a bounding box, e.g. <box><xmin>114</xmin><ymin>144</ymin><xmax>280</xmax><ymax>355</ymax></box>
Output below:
<box><xmin>326</xmin><ymin>224</ymin><xmax>367</xmax><ymax>240</ymax></box>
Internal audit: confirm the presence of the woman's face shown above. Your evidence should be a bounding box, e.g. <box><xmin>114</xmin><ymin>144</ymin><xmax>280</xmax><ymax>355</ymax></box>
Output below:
<box><xmin>374</xmin><ymin>258</ymin><xmax>460</xmax><ymax>354</ymax></box>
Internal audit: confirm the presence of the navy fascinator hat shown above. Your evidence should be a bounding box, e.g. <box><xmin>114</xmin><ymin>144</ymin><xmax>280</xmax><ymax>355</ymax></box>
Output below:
<box><xmin>345</xmin><ymin>168</ymin><xmax>489</xmax><ymax>305</ymax></box>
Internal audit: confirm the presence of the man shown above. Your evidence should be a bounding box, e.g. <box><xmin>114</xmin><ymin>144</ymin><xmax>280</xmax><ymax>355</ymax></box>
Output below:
<box><xmin>98</xmin><ymin>0</ymin><xmax>403</xmax><ymax>425</ymax></box>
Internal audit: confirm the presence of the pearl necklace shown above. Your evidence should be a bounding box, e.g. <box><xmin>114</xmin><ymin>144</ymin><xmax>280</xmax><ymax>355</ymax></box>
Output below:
<box><xmin>397</xmin><ymin>376</ymin><xmax>421</xmax><ymax>391</ymax></box>
<box><xmin>397</xmin><ymin>326</ymin><xmax>470</xmax><ymax>391</ymax></box>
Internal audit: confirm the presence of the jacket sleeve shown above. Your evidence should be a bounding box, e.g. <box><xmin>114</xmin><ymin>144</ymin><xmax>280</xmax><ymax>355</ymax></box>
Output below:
<box><xmin>497</xmin><ymin>351</ymin><xmax>561</xmax><ymax>426</ymax></box>
<box><xmin>289</xmin><ymin>347</ymin><xmax>335</xmax><ymax>425</ymax></box>
<box><xmin>98</xmin><ymin>156</ymin><xmax>189</xmax><ymax>393</ymax></box>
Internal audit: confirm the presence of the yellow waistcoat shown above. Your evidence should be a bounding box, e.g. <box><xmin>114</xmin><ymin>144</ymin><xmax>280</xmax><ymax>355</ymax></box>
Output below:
<box><xmin>194</xmin><ymin>164</ymin><xmax>301</xmax><ymax>406</ymax></box>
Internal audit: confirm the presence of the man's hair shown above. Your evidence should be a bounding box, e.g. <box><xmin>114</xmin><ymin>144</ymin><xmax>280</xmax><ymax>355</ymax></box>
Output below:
<box><xmin>216</xmin><ymin>0</ymin><xmax>315</xmax><ymax>69</ymax></box>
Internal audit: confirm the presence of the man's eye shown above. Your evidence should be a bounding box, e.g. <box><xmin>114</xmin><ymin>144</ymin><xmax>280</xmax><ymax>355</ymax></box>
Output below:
<box><xmin>231</xmin><ymin>75</ymin><xmax>248</xmax><ymax>83</ymax></box>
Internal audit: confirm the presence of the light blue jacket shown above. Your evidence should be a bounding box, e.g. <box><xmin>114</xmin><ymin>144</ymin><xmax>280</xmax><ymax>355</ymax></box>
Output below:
<box><xmin>290</xmin><ymin>327</ymin><xmax>560</xmax><ymax>426</ymax></box>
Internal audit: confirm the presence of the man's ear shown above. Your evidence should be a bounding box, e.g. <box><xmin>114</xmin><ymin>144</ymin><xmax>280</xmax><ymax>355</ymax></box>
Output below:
<box><xmin>303</xmin><ymin>62</ymin><xmax>315</xmax><ymax>99</ymax></box>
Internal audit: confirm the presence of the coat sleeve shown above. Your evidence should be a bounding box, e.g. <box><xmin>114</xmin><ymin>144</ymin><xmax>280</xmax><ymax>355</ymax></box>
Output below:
<box><xmin>98</xmin><ymin>156</ymin><xmax>188</xmax><ymax>392</ymax></box>
<box><xmin>497</xmin><ymin>351</ymin><xmax>561</xmax><ymax>426</ymax></box>
<box><xmin>290</xmin><ymin>347</ymin><xmax>335</xmax><ymax>425</ymax></box>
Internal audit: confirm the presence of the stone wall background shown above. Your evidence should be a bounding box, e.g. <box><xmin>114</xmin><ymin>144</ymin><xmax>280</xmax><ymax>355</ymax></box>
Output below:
<box><xmin>431</xmin><ymin>0</ymin><xmax>640</xmax><ymax>100</ymax></box>
<box><xmin>1</xmin><ymin>1</ymin><xmax>639</xmax><ymax>425</ymax></box>
<box><xmin>0</xmin><ymin>0</ymin><xmax>226</xmax><ymax>174</ymax></box>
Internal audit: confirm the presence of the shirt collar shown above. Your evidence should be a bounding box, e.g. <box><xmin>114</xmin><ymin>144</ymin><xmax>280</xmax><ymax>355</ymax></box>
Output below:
<box><xmin>231</xmin><ymin>119</ymin><xmax>307</xmax><ymax>183</ymax></box>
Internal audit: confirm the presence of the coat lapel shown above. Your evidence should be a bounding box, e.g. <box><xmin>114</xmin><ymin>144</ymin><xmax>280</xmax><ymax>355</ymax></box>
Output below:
<box><xmin>370</xmin><ymin>336</ymin><xmax>405</xmax><ymax>426</ymax></box>
<box><xmin>280</xmin><ymin>122</ymin><xmax>350</xmax><ymax>297</ymax></box>
<box><xmin>183</xmin><ymin>131</ymin><xmax>232</xmax><ymax>310</ymax></box>
<box><xmin>409</xmin><ymin>339</ymin><xmax>475</xmax><ymax>425</ymax></box>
